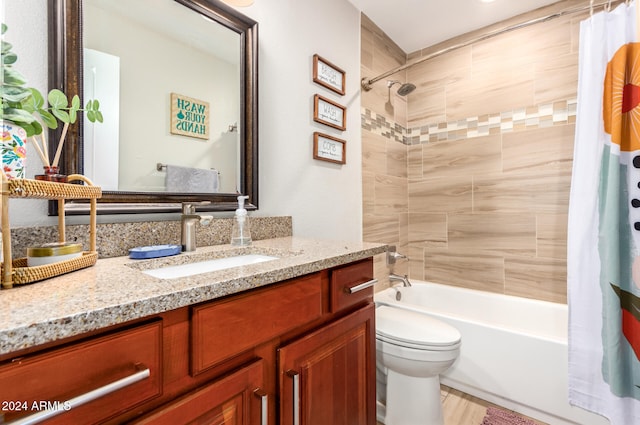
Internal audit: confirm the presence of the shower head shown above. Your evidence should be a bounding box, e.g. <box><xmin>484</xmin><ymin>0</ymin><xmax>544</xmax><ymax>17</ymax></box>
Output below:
<box><xmin>397</xmin><ymin>82</ymin><xmax>416</xmax><ymax>96</ymax></box>
<box><xmin>387</xmin><ymin>80</ymin><xmax>416</xmax><ymax>96</ymax></box>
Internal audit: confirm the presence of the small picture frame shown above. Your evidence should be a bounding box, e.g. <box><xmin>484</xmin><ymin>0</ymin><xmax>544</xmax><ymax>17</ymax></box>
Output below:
<box><xmin>313</xmin><ymin>54</ymin><xmax>346</xmax><ymax>95</ymax></box>
<box><xmin>313</xmin><ymin>94</ymin><xmax>346</xmax><ymax>131</ymax></box>
<box><xmin>313</xmin><ymin>132</ymin><xmax>346</xmax><ymax>164</ymax></box>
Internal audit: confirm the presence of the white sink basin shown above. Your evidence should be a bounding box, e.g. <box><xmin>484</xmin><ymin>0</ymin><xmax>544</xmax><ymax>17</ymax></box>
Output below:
<box><xmin>142</xmin><ymin>254</ymin><xmax>279</xmax><ymax>279</ymax></box>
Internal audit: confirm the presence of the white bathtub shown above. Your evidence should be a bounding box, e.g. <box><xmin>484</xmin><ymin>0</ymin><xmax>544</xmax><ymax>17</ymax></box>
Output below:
<box><xmin>375</xmin><ymin>281</ymin><xmax>609</xmax><ymax>425</ymax></box>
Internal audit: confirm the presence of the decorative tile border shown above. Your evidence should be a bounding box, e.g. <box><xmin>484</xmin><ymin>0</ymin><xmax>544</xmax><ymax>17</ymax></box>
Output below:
<box><xmin>362</xmin><ymin>99</ymin><xmax>577</xmax><ymax>145</ymax></box>
<box><xmin>361</xmin><ymin>108</ymin><xmax>405</xmax><ymax>144</ymax></box>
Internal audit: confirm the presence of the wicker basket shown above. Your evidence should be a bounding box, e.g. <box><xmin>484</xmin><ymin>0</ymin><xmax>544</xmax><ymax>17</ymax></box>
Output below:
<box><xmin>1</xmin><ymin>174</ymin><xmax>101</xmax><ymax>289</ymax></box>
<box><xmin>2</xmin><ymin>252</ymin><xmax>98</xmax><ymax>285</ymax></box>
<box><xmin>6</xmin><ymin>178</ymin><xmax>102</xmax><ymax>199</ymax></box>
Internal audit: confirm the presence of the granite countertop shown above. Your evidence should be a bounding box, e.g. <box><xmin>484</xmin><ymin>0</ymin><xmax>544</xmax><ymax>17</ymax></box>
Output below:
<box><xmin>0</xmin><ymin>237</ymin><xmax>387</xmax><ymax>356</ymax></box>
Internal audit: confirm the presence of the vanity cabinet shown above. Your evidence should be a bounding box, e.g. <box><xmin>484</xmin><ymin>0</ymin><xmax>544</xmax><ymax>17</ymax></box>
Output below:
<box><xmin>135</xmin><ymin>359</ymin><xmax>267</xmax><ymax>425</ymax></box>
<box><xmin>279</xmin><ymin>304</ymin><xmax>375</xmax><ymax>425</ymax></box>
<box><xmin>0</xmin><ymin>257</ymin><xmax>376</xmax><ymax>425</ymax></box>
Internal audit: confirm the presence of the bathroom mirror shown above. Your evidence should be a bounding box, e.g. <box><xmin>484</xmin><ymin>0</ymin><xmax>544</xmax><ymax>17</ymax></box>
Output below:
<box><xmin>48</xmin><ymin>0</ymin><xmax>258</xmax><ymax>214</ymax></box>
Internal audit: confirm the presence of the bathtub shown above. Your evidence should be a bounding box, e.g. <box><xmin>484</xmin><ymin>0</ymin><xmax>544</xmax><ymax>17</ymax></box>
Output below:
<box><xmin>375</xmin><ymin>281</ymin><xmax>609</xmax><ymax>425</ymax></box>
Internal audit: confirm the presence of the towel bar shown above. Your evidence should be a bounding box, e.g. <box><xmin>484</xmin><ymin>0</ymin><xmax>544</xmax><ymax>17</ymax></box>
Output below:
<box><xmin>156</xmin><ymin>163</ymin><xmax>220</xmax><ymax>175</ymax></box>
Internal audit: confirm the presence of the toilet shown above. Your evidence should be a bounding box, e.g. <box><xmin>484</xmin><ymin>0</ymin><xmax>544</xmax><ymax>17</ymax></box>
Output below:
<box><xmin>375</xmin><ymin>305</ymin><xmax>461</xmax><ymax>425</ymax></box>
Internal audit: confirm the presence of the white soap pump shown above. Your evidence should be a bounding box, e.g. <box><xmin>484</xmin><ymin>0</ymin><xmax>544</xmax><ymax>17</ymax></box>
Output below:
<box><xmin>231</xmin><ymin>195</ymin><xmax>252</xmax><ymax>246</ymax></box>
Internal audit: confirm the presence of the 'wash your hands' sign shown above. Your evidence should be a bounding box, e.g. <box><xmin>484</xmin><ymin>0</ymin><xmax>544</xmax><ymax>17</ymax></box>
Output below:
<box><xmin>170</xmin><ymin>93</ymin><xmax>210</xmax><ymax>140</ymax></box>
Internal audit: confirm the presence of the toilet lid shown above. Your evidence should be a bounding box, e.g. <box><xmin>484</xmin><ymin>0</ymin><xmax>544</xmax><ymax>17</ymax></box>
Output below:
<box><xmin>376</xmin><ymin>305</ymin><xmax>461</xmax><ymax>348</ymax></box>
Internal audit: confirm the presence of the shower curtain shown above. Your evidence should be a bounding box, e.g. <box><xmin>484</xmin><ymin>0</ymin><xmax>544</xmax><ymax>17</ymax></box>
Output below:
<box><xmin>568</xmin><ymin>2</ymin><xmax>640</xmax><ymax>424</ymax></box>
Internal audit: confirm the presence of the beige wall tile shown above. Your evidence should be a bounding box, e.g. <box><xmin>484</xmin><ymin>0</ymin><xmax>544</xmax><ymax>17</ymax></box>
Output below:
<box><xmin>472</xmin><ymin>16</ymin><xmax>572</xmax><ymax>76</ymax></box>
<box><xmin>362</xmin><ymin>170</ymin><xmax>375</xmax><ymax>213</ymax></box>
<box><xmin>408</xmin><ymin>145</ymin><xmax>423</xmax><ymax>179</ymax></box>
<box><xmin>375</xmin><ymin>174</ymin><xmax>408</xmax><ymax>215</ymax></box>
<box><xmin>407</xmin><ymin>243</ymin><xmax>425</xmax><ymax>281</ymax></box>
<box><xmin>423</xmin><ymin>135</ymin><xmax>502</xmax><ymax>178</ymax></box>
<box><xmin>393</xmin><ymin>93</ymin><xmax>408</xmax><ymax>128</ymax></box>
<box><xmin>537</xmin><ymin>213</ymin><xmax>568</xmax><ymax>260</ymax></box>
<box><xmin>473</xmin><ymin>169</ymin><xmax>572</xmax><ymax>215</ymax></box>
<box><xmin>408</xmin><ymin>213</ymin><xmax>448</xmax><ymax>248</ymax></box>
<box><xmin>409</xmin><ymin>176</ymin><xmax>473</xmax><ymax>214</ymax></box>
<box><xmin>502</xmin><ymin>124</ymin><xmax>575</xmax><ymax>172</ymax></box>
<box><xmin>504</xmin><ymin>257</ymin><xmax>567</xmax><ymax>303</ymax></box>
<box><xmin>362</xmin><ymin>131</ymin><xmax>387</xmax><ymax>175</ymax></box>
<box><xmin>446</xmin><ymin>72</ymin><xmax>535</xmax><ymax>121</ymax></box>
<box><xmin>363</xmin><ymin>213</ymin><xmax>400</xmax><ymax>245</ymax></box>
<box><xmin>399</xmin><ymin>213</ymin><xmax>409</xmax><ymax>250</ymax></box>
<box><xmin>387</xmin><ymin>139</ymin><xmax>407</xmax><ymax>178</ymax></box>
<box><xmin>407</xmin><ymin>85</ymin><xmax>447</xmax><ymax>127</ymax></box>
<box><xmin>361</xmin><ymin>15</ymin><xmax>374</xmax><ymax>70</ymax></box>
<box><xmin>373</xmin><ymin>252</ymin><xmax>391</xmax><ymax>292</ymax></box>
<box><xmin>425</xmin><ymin>248</ymin><xmax>505</xmax><ymax>293</ymax></box>
<box><xmin>534</xmin><ymin>53</ymin><xmax>579</xmax><ymax>104</ymax></box>
<box><xmin>407</xmin><ymin>46</ymin><xmax>472</xmax><ymax>90</ymax></box>
<box><xmin>448</xmin><ymin>213</ymin><xmax>536</xmax><ymax>258</ymax></box>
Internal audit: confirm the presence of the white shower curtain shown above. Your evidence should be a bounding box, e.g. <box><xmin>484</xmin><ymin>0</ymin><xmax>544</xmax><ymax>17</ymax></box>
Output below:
<box><xmin>568</xmin><ymin>2</ymin><xmax>640</xmax><ymax>424</ymax></box>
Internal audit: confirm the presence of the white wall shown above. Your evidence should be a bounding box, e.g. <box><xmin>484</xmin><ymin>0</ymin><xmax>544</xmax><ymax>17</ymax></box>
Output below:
<box><xmin>3</xmin><ymin>0</ymin><xmax>363</xmax><ymax>242</ymax></box>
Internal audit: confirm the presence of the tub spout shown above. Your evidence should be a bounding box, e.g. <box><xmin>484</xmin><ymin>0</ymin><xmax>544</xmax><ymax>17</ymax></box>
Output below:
<box><xmin>389</xmin><ymin>273</ymin><xmax>412</xmax><ymax>287</ymax></box>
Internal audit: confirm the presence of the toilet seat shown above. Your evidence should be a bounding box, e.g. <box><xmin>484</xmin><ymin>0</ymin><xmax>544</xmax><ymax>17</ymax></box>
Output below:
<box><xmin>376</xmin><ymin>306</ymin><xmax>461</xmax><ymax>350</ymax></box>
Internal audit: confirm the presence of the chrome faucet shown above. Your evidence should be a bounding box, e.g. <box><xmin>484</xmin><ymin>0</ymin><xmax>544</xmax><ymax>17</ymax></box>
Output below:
<box><xmin>181</xmin><ymin>202</ymin><xmax>213</xmax><ymax>252</ymax></box>
<box><xmin>389</xmin><ymin>273</ymin><xmax>412</xmax><ymax>287</ymax></box>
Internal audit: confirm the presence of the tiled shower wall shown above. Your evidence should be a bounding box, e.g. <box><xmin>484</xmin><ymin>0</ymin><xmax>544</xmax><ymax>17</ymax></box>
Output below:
<box><xmin>362</xmin><ymin>0</ymin><xmax>594</xmax><ymax>303</ymax></box>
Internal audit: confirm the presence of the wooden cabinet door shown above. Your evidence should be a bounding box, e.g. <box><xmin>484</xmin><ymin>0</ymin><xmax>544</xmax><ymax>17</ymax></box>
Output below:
<box><xmin>134</xmin><ymin>359</ymin><xmax>267</xmax><ymax>425</ymax></box>
<box><xmin>278</xmin><ymin>304</ymin><xmax>376</xmax><ymax>425</ymax></box>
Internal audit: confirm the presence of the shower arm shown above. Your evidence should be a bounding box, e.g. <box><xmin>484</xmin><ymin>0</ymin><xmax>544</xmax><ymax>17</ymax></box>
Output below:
<box><xmin>361</xmin><ymin>0</ymin><xmax>624</xmax><ymax>92</ymax></box>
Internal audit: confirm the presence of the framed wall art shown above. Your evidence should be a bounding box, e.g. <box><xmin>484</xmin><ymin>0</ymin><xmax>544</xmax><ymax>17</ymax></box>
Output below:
<box><xmin>313</xmin><ymin>94</ymin><xmax>346</xmax><ymax>131</ymax></box>
<box><xmin>170</xmin><ymin>92</ymin><xmax>210</xmax><ymax>140</ymax></box>
<box><xmin>313</xmin><ymin>54</ymin><xmax>346</xmax><ymax>96</ymax></box>
<box><xmin>313</xmin><ymin>132</ymin><xmax>346</xmax><ymax>164</ymax></box>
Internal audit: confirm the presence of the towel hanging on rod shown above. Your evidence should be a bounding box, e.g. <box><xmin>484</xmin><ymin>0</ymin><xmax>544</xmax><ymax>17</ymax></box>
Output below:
<box><xmin>163</xmin><ymin>164</ymin><xmax>220</xmax><ymax>193</ymax></box>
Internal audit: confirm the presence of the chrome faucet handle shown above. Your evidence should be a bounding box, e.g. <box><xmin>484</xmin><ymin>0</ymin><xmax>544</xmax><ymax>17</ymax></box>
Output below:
<box><xmin>386</xmin><ymin>245</ymin><xmax>408</xmax><ymax>265</ymax></box>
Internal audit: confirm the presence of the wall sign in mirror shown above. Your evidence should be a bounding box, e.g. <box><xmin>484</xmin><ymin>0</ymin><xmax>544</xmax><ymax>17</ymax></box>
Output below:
<box><xmin>313</xmin><ymin>54</ymin><xmax>345</xmax><ymax>96</ymax></box>
<box><xmin>313</xmin><ymin>132</ymin><xmax>346</xmax><ymax>165</ymax></box>
<box><xmin>313</xmin><ymin>95</ymin><xmax>346</xmax><ymax>131</ymax></box>
<box><xmin>170</xmin><ymin>93</ymin><xmax>210</xmax><ymax>140</ymax></box>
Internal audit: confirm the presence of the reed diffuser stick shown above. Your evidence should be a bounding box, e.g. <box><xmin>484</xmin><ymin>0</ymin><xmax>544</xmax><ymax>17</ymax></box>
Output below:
<box><xmin>51</xmin><ymin>122</ymin><xmax>69</xmax><ymax>168</ymax></box>
<box><xmin>30</xmin><ymin>136</ymin><xmax>49</xmax><ymax>167</ymax></box>
<box><xmin>40</xmin><ymin>126</ymin><xmax>50</xmax><ymax>165</ymax></box>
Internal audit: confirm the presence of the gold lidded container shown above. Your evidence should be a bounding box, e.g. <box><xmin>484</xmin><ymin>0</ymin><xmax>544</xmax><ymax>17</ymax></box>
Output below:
<box><xmin>27</xmin><ymin>242</ymin><xmax>83</xmax><ymax>267</ymax></box>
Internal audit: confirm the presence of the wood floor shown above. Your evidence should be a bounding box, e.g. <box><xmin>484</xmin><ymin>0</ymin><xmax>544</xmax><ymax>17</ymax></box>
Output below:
<box><xmin>378</xmin><ymin>385</ymin><xmax>548</xmax><ymax>425</ymax></box>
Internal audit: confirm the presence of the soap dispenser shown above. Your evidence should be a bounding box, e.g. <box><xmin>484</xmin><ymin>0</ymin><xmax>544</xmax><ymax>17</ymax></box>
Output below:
<box><xmin>231</xmin><ymin>195</ymin><xmax>252</xmax><ymax>246</ymax></box>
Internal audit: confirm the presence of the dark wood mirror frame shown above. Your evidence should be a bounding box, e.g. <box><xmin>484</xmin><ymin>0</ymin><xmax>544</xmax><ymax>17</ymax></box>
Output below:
<box><xmin>48</xmin><ymin>0</ymin><xmax>258</xmax><ymax>214</ymax></box>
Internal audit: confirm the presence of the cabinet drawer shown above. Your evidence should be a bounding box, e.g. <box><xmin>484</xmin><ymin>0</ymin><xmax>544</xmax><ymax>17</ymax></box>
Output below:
<box><xmin>0</xmin><ymin>320</ymin><xmax>162</xmax><ymax>424</ymax></box>
<box><xmin>330</xmin><ymin>258</ymin><xmax>374</xmax><ymax>313</ymax></box>
<box><xmin>191</xmin><ymin>272</ymin><xmax>323</xmax><ymax>375</ymax></box>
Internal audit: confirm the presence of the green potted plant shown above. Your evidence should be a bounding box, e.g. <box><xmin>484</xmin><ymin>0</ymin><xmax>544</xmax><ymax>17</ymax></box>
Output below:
<box><xmin>1</xmin><ymin>23</ymin><xmax>102</xmax><ymax>180</ymax></box>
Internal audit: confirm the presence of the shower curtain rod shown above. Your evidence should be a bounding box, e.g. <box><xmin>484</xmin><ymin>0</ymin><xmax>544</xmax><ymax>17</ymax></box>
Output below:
<box><xmin>361</xmin><ymin>0</ymin><xmax>627</xmax><ymax>91</ymax></box>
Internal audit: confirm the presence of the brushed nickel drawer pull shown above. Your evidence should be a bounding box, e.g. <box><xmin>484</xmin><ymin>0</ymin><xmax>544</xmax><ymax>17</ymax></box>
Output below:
<box><xmin>8</xmin><ymin>365</ymin><xmax>151</xmax><ymax>425</ymax></box>
<box><xmin>347</xmin><ymin>278</ymin><xmax>378</xmax><ymax>294</ymax></box>
<box><xmin>286</xmin><ymin>370</ymin><xmax>300</xmax><ymax>425</ymax></box>
<box><xmin>253</xmin><ymin>388</ymin><xmax>268</xmax><ymax>425</ymax></box>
